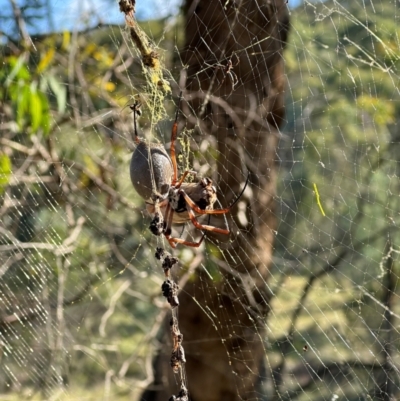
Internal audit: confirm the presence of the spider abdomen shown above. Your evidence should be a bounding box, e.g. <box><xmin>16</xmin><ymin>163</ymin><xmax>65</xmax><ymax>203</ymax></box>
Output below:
<box><xmin>130</xmin><ymin>141</ymin><xmax>173</xmax><ymax>202</ymax></box>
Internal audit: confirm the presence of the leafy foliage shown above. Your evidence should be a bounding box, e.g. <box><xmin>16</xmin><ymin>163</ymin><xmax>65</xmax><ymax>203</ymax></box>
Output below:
<box><xmin>273</xmin><ymin>0</ymin><xmax>400</xmax><ymax>398</ymax></box>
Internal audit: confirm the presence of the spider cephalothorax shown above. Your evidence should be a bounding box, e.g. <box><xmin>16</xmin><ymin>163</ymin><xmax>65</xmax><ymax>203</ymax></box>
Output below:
<box><xmin>168</xmin><ymin>178</ymin><xmax>217</xmax><ymax>216</ymax></box>
<box><xmin>129</xmin><ymin>96</ymin><xmax>248</xmax><ymax>248</ymax></box>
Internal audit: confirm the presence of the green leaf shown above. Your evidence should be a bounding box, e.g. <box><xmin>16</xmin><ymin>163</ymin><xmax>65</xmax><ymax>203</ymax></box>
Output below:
<box><xmin>16</xmin><ymin>84</ymin><xmax>30</xmax><ymax>129</ymax></box>
<box><xmin>5</xmin><ymin>55</ymin><xmax>31</xmax><ymax>86</ymax></box>
<box><xmin>48</xmin><ymin>74</ymin><xmax>66</xmax><ymax>114</ymax></box>
<box><xmin>0</xmin><ymin>153</ymin><xmax>12</xmax><ymax>193</ymax></box>
<box><xmin>29</xmin><ymin>85</ymin><xmax>42</xmax><ymax>133</ymax></box>
<box><xmin>38</xmin><ymin>91</ymin><xmax>51</xmax><ymax>136</ymax></box>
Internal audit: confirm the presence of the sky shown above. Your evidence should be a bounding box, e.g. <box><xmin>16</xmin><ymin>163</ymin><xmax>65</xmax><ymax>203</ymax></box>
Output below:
<box><xmin>54</xmin><ymin>0</ymin><xmax>302</xmax><ymax>33</ymax></box>
<box><xmin>1</xmin><ymin>0</ymin><xmax>302</xmax><ymax>37</ymax></box>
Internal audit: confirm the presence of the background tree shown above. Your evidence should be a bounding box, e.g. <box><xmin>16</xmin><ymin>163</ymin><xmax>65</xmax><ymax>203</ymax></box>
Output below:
<box><xmin>141</xmin><ymin>0</ymin><xmax>289</xmax><ymax>399</ymax></box>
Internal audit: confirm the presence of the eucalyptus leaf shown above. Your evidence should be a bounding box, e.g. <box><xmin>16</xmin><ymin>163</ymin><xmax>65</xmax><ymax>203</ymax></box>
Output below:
<box><xmin>16</xmin><ymin>84</ymin><xmax>30</xmax><ymax>129</ymax></box>
<box><xmin>48</xmin><ymin>74</ymin><xmax>67</xmax><ymax>114</ymax></box>
<box><xmin>29</xmin><ymin>86</ymin><xmax>42</xmax><ymax>133</ymax></box>
<box><xmin>38</xmin><ymin>91</ymin><xmax>51</xmax><ymax>135</ymax></box>
<box><xmin>0</xmin><ymin>153</ymin><xmax>12</xmax><ymax>193</ymax></box>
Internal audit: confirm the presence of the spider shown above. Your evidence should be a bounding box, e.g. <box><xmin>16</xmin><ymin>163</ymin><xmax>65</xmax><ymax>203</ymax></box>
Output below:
<box><xmin>211</xmin><ymin>53</ymin><xmax>240</xmax><ymax>93</ymax></box>
<box><xmin>129</xmin><ymin>96</ymin><xmax>248</xmax><ymax>248</ymax></box>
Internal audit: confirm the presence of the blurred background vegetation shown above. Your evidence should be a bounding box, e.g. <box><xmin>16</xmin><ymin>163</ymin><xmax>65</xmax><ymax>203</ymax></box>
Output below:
<box><xmin>1</xmin><ymin>0</ymin><xmax>400</xmax><ymax>400</ymax></box>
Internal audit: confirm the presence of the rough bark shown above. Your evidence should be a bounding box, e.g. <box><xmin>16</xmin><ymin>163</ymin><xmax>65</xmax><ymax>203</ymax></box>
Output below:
<box><xmin>141</xmin><ymin>1</ymin><xmax>289</xmax><ymax>400</ymax></box>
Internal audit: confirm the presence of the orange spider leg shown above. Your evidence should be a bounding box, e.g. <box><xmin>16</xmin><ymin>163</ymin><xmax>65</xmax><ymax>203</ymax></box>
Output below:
<box><xmin>180</xmin><ymin>190</ymin><xmax>231</xmax><ymax>215</ymax></box>
<box><xmin>179</xmin><ymin>172</ymin><xmax>249</xmax><ymax>215</ymax></box>
<box><xmin>175</xmin><ymin>170</ymin><xmax>197</xmax><ymax>189</ymax></box>
<box><xmin>166</xmin><ymin>232</ymin><xmax>206</xmax><ymax>248</ymax></box>
<box><xmin>166</xmin><ymin>235</ymin><xmax>176</xmax><ymax>248</ymax></box>
<box><xmin>165</xmin><ymin>206</ymin><xmax>226</xmax><ymax>247</ymax></box>
<box><xmin>186</xmin><ymin>206</ymin><xmax>229</xmax><ymax>235</ymax></box>
<box><xmin>164</xmin><ymin>205</ymin><xmax>207</xmax><ymax>248</ymax></box>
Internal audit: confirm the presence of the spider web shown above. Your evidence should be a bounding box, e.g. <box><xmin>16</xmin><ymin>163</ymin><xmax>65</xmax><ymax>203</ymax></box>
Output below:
<box><xmin>1</xmin><ymin>0</ymin><xmax>400</xmax><ymax>400</ymax></box>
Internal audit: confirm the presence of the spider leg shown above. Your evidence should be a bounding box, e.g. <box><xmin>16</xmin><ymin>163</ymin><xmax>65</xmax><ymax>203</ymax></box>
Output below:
<box><xmin>211</xmin><ymin>61</ymin><xmax>230</xmax><ymax>93</ymax></box>
<box><xmin>215</xmin><ymin>197</ymin><xmax>230</xmax><ymax>232</ymax></box>
<box><xmin>180</xmin><ymin>189</ymin><xmax>230</xmax><ymax>215</ymax></box>
<box><xmin>170</xmin><ymin>93</ymin><xmax>182</xmax><ymax>185</ymax></box>
<box><xmin>129</xmin><ymin>101</ymin><xmax>142</xmax><ymax>144</ymax></box>
<box><xmin>166</xmin><ymin>206</ymin><xmax>213</xmax><ymax>248</ymax></box>
<box><xmin>227</xmin><ymin>171</ymin><xmax>250</xmax><ymax>209</ymax></box>
<box><xmin>163</xmin><ymin>203</ymin><xmax>174</xmax><ymax>237</ymax></box>
<box><xmin>175</xmin><ymin>170</ymin><xmax>197</xmax><ymax>189</ymax></box>
<box><xmin>166</xmin><ymin>235</ymin><xmax>176</xmax><ymax>248</ymax></box>
<box><xmin>186</xmin><ymin>206</ymin><xmax>229</xmax><ymax>235</ymax></box>
<box><xmin>228</xmin><ymin>70</ymin><xmax>239</xmax><ymax>89</ymax></box>
<box><xmin>163</xmin><ymin>203</ymin><xmax>177</xmax><ymax>249</ymax></box>
<box><xmin>166</xmin><ymin>236</ymin><xmax>176</xmax><ymax>248</ymax></box>
<box><xmin>166</xmin><ymin>234</ymin><xmax>206</xmax><ymax>248</ymax></box>
<box><xmin>164</xmin><ymin>203</ymin><xmax>199</xmax><ymax>248</ymax></box>
<box><xmin>213</xmin><ymin>54</ymin><xmax>240</xmax><ymax>94</ymax></box>
<box><xmin>225</xmin><ymin>66</ymin><xmax>239</xmax><ymax>96</ymax></box>
<box><xmin>231</xmin><ymin>53</ymin><xmax>240</xmax><ymax>67</ymax></box>
<box><xmin>179</xmin><ymin>172</ymin><xmax>250</xmax><ymax>215</ymax></box>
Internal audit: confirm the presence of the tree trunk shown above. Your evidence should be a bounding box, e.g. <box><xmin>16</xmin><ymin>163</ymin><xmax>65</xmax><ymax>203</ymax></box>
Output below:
<box><xmin>141</xmin><ymin>1</ymin><xmax>289</xmax><ymax>400</ymax></box>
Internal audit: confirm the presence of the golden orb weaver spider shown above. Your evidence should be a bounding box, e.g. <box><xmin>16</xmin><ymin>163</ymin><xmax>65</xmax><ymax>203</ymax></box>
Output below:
<box><xmin>129</xmin><ymin>95</ymin><xmax>248</xmax><ymax>248</ymax></box>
